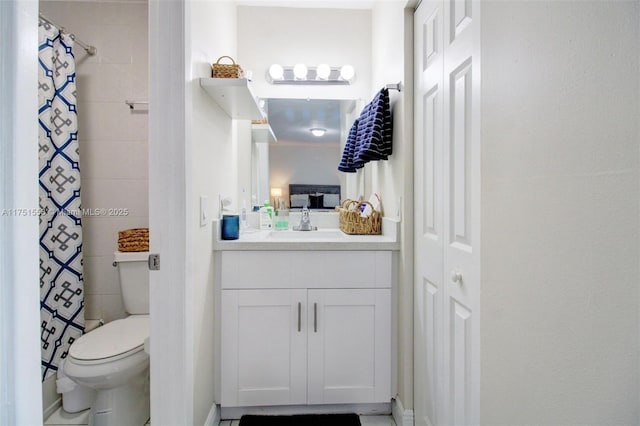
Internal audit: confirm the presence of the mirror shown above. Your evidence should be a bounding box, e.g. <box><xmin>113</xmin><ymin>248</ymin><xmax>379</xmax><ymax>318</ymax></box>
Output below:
<box><xmin>252</xmin><ymin>98</ymin><xmax>359</xmax><ymax>210</ymax></box>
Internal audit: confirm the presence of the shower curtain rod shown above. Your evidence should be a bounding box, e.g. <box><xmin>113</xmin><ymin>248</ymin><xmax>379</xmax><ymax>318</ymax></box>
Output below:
<box><xmin>39</xmin><ymin>13</ymin><xmax>97</xmax><ymax>56</ymax></box>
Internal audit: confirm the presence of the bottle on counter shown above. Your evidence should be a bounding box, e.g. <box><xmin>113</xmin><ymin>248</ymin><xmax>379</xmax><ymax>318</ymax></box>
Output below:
<box><xmin>259</xmin><ymin>201</ymin><xmax>274</xmax><ymax>230</ymax></box>
<box><xmin>275</xmin><ymin>199</ymin><xmax>289</xmax><ymax>231</ymax></box>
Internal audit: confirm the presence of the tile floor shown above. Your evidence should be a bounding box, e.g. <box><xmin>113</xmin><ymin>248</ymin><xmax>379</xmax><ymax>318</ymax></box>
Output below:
<box><xmin>43</xmin><ymin>407</ymin><xmax>90</xmax><ymax>425</ymax></box>
<box><xmin>44</xmin><ymin>407</ymin><xmax>151</xmax><ymax>426</ymax></box>
<box><xmin>45</xmin><ymin>407</ymin><xmax>395</xmax><ymax>426</ymax></box>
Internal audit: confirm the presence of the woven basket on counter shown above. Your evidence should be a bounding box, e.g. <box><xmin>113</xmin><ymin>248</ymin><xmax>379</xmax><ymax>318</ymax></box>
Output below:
<box><xmin>118</xmin><ymin>228</ymin><xmax>149</xmax><ymax>252</ymax></box>
<box><xmin>336</xmin><ymin>199</ymin><xmax>382</xmax><ymax>235</ymax></box>
<box><xmin>211</xmin><ymin>56</ymin><xmax>244</xmax><ymax>79</ymax></box>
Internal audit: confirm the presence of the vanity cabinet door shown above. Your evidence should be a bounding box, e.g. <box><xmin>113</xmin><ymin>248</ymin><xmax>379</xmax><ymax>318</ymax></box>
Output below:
<box><xmin>221</xmin><ymin>289</ymin><xmax>307</xmax><ymax>407</ymax></box>
<box><xmin>307</xmin><ymin>289</ymin><xmax>391</xmax><ymax>404</ymax></box>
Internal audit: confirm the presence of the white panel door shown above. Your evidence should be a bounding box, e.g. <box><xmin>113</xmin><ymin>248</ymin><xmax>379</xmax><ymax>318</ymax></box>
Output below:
<box><xmin>442</xmin><ymin>0</ymin><xmax>480</xmax><ymax>423</ymax></box>
<box><xmin>221</xmin><ymin>289</ymin><xmax>307</xmax><ymax>407</ymax></box>
<box><xmin>414</xmin><ymin>0</ymin><xmax>445</xmax><ymax>424</ymax></box>
<box><xmin>415</xmin><ymin>0</ymin><xmax>480</xmax><ymax>424</ymax></box>
<box><xmin>307</xmin><ymin>289</ymin><xmax>391</xmax><ymax>404</ymax></box>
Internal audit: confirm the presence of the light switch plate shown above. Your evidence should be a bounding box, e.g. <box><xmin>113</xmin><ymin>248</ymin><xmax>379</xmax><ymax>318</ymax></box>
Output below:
<box><xmin>200</xmin><ymin>195</ymin><xmax>208</xmax><ymax>227</ymax></box>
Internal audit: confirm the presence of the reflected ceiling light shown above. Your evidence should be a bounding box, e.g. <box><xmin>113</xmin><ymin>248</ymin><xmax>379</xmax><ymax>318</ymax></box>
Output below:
<box><xmin>293</xmin><ymin>63</ymin><xmax>308</xmax><ymax>79</ymax></box>
<box><xmin>316</xmin><ymin>63</ymin><xmax>331</xmax><ymax>80</ymax></box>
<box><xmin>310</xmin><ymin>128</ymin><xmax>326</xmax><ymax>137</ymax></box>
<box><xmin>339</xmin><ymin>65</ymin><xmax>355</xmax><ymax>81</ymax></box>
<box><xmin>268</xmin><ymin>64</ymin><xmax>284</xmax><ymax>80</ymax></box>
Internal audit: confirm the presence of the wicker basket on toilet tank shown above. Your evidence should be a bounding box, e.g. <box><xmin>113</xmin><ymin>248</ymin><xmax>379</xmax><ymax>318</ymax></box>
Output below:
<box><xmin>117</xmin><ymin>228</ymin><xmax>149</xmax><ymax>252</ymax></box>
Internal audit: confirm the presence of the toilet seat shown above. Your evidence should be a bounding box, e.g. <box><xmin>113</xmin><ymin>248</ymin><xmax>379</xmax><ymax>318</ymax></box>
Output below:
<box><xmin>69</xmin><ymin>315</ymin><xmax>149</xmax><ymax>364</ymax></box>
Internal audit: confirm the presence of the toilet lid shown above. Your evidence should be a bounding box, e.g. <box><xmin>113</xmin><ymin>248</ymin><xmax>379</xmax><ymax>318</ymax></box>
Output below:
<box><xmin>69</xmin><ymin>316</ymin><xmax>149</xmax><ymax>361</ymax></box>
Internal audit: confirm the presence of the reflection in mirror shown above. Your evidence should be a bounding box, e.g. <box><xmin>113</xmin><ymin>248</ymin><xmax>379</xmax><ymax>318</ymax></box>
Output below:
<box><xmin>252</xmin><ymin>98</ymin><xmax>358</xmax><ymax>211</ymax></box>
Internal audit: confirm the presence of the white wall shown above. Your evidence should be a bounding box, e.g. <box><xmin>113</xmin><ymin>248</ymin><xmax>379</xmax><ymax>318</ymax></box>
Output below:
<box><xmin>39</xmin><ymin>0</ymin><xmax>149</xmax><ymax>324</ymax></box>
<box><xmin>368</xmin><ymin>1</ymin><xmax>408</xmax><ymax>220</ymax></box>
<box><xmin>370</xmin><ymin>1</ymin><xmax>414</xmax><ymax>410</ymax></box>
<box><xmin>187</xmin><ymin>0</ymin><xmax>237</xmax><ymax>423</ymax></box>
<box><xmin>480</xmin><ymin>1</ymin><xmax>640</xmax><ymax>423</ymax></box>
<box><xmin>237</xmin><ymin>6</ymin><xmax>371</xmax><ymax>102</ymax></box>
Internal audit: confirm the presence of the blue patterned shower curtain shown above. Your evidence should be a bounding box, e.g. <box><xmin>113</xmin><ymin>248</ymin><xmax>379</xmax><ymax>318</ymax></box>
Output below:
<box><xmin>38</xmin><ymin>18</ymin><xmax>85</xmax><ymax>380</ymax></box>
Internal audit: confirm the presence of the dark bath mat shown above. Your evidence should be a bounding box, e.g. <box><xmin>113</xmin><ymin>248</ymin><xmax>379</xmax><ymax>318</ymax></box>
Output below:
<box><xmin>238</xmin><ymin>413</ymin><xmax>361</xmax><ymax>426</ymax></box>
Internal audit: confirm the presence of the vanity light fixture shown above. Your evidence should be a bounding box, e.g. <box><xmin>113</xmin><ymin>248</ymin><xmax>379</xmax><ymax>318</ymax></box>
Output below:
<box><xmin>316</xmin><ymin>63</ymin><xmax>331</xmax><ymax>80</ymax></box>
<box><xmin>339</xmin><ymin>65</ymin><xmax>355</xmax><ymax>81</ymax></box>
<box><xmin>268</xmin><ymin>64</ymin><xmax>284</xmax><ymax>80</ymax></box>
<box><xmin>293</xmin><ymin>63</ymin><xmax>308</xmax><ymax>80</ymax></box>
<box><xmin>266</xmin><ymin>63</ymin><xmax>356</xmax><ymax>85</ymax></box>
<box><xmin>310</xmin><ymin>128</ymin><xmax>326</xmax><ymax>137</ymax></box>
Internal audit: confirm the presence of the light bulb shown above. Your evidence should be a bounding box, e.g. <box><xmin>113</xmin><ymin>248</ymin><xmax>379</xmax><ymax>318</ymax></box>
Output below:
<box><xmin>268</xmin><ymin>64</ymin><xmax>284</xmax><ymax>80</ymax></box>
<box><xmin>316</xmin><ymin>64</ymin><xmax>331</xmax><ymax>80</ymax></box>
<box><xmin>293</xmin><ymin>63</ymin><xmax>308</xmax><ymax>80</ymax></box>
<box><xmin>270</xmin><ymin>187</ymin><xmax>282</xmax><ymax>197</ymax></box>
<box><xmin>310</xmin><ymin>128</ymin><xmax>326</xmax><ymax>137</ymax></box>
<box><xmin>340</xmin><ymin>65</ymin><xmax>355</xmax><ymax>81</ymax></box>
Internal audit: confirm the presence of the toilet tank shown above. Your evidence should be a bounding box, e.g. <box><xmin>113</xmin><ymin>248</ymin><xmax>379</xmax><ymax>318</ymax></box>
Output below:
<box><xmin>114</xmin><ymin>251</ymin><xmax>149</xmax><ymax>314</ymax></box>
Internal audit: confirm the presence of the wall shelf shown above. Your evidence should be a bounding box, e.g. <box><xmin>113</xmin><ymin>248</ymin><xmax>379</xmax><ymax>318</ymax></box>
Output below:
<box><xmin>252</xmin><ymin>123</ymin><xmax>277</xmax><ymax>144</ymax></box>
<box><xmin>199</xmin><ymin>78</ymin><xmax>265</xmax><ymax>120</ymax></box>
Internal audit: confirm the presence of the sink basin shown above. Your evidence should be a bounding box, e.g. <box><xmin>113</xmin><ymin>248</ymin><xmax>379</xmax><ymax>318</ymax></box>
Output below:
<box><xmin>267</xmin><ymin>229</ymin><xmax>346</xmax><ymax>240</ymax></box>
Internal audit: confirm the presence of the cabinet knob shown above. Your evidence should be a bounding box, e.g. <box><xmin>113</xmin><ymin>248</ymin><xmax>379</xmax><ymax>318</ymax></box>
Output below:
<box><xmin>451</xmin><ymin>270</ymin><xmax>463</xmax><ymax>284</ymax></box>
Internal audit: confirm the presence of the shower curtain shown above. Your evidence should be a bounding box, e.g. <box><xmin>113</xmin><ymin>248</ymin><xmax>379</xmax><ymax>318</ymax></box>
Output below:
<box><xmin>38</xmin><ymin>18</ymin><xmax>85</xmax><ymax>380</ymax></box>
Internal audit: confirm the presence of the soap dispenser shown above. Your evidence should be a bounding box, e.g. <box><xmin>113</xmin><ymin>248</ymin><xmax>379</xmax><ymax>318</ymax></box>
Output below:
<box><xmin>259</xmin><ymin>201</ymin><xmax>273</xmax><ymax>230</ymax></box>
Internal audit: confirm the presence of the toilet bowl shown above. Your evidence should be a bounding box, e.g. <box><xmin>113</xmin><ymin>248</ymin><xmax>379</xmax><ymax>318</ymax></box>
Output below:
<box><xmin>64</xmin><ymin>315</ymin><xmax>149</xmax><ymax>426</ymax></box>
<box><xmin>64</xmin><ymin>251</ymin><xmax>150</xmax><ymax>426</ymax></box>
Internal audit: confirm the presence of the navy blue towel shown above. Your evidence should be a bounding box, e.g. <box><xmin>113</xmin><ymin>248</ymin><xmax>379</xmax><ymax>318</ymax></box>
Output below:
<box><xmin>338</xmin><ymin>88</ymin><xmax>393</xmax><ymax>173</ymax></box>
<box><xmin>338</xmin><ymin>118</ymin><xmax>360</xmax><ymax>173</ymax></box>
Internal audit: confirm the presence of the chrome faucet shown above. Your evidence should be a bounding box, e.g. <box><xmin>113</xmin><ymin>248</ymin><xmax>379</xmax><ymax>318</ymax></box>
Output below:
<box><xmin>294</xmin><ymin>205</ymin><xmax>317</xmax><ymax>231</ymax></box>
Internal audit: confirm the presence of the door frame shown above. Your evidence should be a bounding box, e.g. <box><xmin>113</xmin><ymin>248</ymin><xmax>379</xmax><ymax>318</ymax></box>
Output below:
<box><xmin>1</xmin><ymin>1</ymin><xmax>43</xmax><ymax>424</ymax></box>
<box><xmin>149</xmin><ymin>0</ymin><xmax>193</xmax><ymax>423</ymax></box>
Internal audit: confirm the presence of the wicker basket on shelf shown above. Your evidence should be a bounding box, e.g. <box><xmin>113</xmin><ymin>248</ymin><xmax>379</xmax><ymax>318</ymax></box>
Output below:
<box><xmin>336</xmin><ymin>199</ymin><xmax>382</xmax><ymax>235</ymax></box>
<box><xmin>118</xmin><ymin>228</ymin><xmax>149</xmax><ymax>252</ymax></box>
<box><xmin>211</xmin><ymin>56</ymin><xmax>244</xmax><ymax>79</ymax></box>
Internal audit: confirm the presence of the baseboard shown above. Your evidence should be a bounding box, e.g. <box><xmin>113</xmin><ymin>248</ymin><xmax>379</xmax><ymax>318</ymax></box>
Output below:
<box><xmin>42</xmin><ymin>374</ymin><xmax>61</xmax><ymax>421</ymax></box>
<box><xmin>391</xmin><ymin>397</ymin><xmax>414</xmax><ymax>426</ymax></box>
<box><xmin>43</xmin><ymin>397</ymin><xmax>62</xmax><ymax>422</ymax></box>
<box><xmin>204</xmin><ymin>404</ymin><xmax>220</xmax><ymax>426</ymax></box>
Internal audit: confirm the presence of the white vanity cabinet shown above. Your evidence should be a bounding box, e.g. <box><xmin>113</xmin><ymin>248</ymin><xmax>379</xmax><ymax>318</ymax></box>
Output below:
<box><xmin>222</xmin><ymin>289</ymin><xmax>308</xmax><ymax>407</ymax></box>
<box><xmin>219</xmin><ymin>250</ymin><xmax>393</xmax><ymax>408</ymax></box>
<box><xmin>306</xmin><ymin>288</ymin><xmax>391</xmax><ymax>405</ymax></box>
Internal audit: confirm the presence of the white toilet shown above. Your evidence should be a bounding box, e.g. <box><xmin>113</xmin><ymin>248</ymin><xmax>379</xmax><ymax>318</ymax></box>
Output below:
<box><xmin>65</xmin><ymin>251</ymin><xmax>150</xmax><ymax>426</ymax></box>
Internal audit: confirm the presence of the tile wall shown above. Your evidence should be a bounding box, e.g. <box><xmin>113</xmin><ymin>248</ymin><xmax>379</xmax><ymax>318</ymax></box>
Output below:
<box><xmin>40</xmin><ymin>0</ymin><xmax>149</xmax><ymax>323</ymax></box>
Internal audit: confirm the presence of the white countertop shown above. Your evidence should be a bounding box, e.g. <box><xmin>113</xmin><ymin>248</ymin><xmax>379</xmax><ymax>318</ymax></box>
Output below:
<box><xmin>212</xmin><ymin>214</ymin><xmax>400</xmax><ymax>251</ymax></box>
